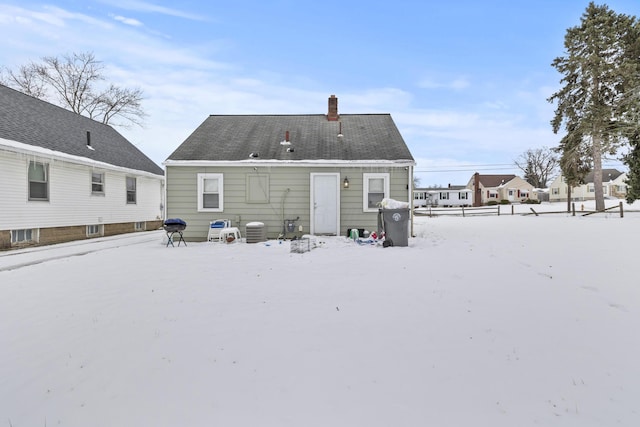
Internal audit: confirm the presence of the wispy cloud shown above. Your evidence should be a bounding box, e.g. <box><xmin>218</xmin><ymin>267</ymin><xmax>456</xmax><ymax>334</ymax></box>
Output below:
<box><xmin>110</xmin><ymin>13</ymin><xmax>143</xmax><ymax>27</ymax></box>
<box><xmin>97</xmin><ymin>0</ymin><xmax>208</xmax><ymax>21</ymax></box>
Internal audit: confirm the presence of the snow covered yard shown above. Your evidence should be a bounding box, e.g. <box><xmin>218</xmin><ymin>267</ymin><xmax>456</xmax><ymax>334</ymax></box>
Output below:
<box><xmin>1</xmin><ymin>203</ymin><xmax>639</xmax><ymax>427</ymax></box>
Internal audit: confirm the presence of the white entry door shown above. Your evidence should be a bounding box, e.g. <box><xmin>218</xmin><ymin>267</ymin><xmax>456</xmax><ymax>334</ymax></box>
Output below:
<box><xmin>311</xmin><ymin>173</ymin><xmax>340</xmax><ymax>235</ymax></box>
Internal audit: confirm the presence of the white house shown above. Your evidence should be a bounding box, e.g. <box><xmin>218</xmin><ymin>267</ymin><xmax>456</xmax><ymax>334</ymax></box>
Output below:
<box><xmin>467</xmin><ymin>173</ymin><xmax>536</xmax><ymax>206</ymax></box>
<box><xmin>413</xmin><ymin>186</ymin><xmax>472</xmax><ymax>207</ymax></box>
<box><xmin>0</xmin><ymin>84</ymin><xmax>165</xmax><ymax>249</ymax></box>
<box><xmin>548</xmin><ymin>169</ymin><xmax>627</xmax><ymax>202</ymax></box>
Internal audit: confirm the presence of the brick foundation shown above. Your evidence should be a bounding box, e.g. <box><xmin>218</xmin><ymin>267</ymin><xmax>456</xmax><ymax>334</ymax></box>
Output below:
<box><xmin>0</xmin><ymin>220</ymin><xmax>165</xmax><ymax>251</ymax></box>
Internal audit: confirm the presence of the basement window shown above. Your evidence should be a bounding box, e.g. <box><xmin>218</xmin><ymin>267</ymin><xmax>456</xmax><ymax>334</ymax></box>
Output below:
<box><xmin>11</xmin><ymin>229</ymin><xmax>38</xmax><ymax>244</ymax></box>
<box><xmin>87</xmin><ymin>225</ymin><xmax>103</xmax><ymax>237</ymax></box>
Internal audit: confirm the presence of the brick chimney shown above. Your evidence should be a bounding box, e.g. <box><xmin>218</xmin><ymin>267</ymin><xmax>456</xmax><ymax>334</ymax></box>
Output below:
<box><xmin>327</xmin><ymin>95</ymin><xmax>339</xmax><ymax>121</ymax></box>
<box><xmin>473</xmin><ymin>172</ymin><xmax>481</xmax><ymax>207</ymax></box>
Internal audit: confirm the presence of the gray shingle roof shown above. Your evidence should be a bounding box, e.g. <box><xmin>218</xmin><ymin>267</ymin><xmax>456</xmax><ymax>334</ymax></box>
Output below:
<box><xmin>585</xmin><ymin>169</ymin><xmax>622</xmax><ymax>183</ymax></box>
<box><xmin>166</xmin><ymin>113</ymin><xmax>414</xmax><ymax>162</ymax></box>
<box><xmin>0</xmin><ymin>84</ymin><xmax>163</xmax><ymax>175</ymax></box>
<box><xmin>477</xmin><ymin>174</ymin><xmax>517</xmax><ymax>187</ymax></box>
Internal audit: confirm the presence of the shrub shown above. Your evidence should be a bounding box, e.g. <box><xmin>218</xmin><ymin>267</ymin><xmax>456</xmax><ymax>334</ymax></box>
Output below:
<box><xmin>499</xmin><ymin>199</ymin><xmax>511</xmax><ymax>205</ymax></box>
<box><xmin>521</xmin><ymin>198</ymin><xmax>541</xmax><ymax>204</ymax></box>
<box><xmin>486</xmin><ymin>200</ymin><xmax>498</xmax><ymax>206</ymax></box>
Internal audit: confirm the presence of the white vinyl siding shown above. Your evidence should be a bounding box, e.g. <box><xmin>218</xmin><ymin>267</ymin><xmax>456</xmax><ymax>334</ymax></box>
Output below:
<box><xmin>0</xmin><ymin>149</ymin><xmax>164</xmax><ymax>230</ymax></box>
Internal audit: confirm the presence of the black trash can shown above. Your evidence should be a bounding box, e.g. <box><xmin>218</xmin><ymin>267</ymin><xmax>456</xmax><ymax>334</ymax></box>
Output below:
<box><xmin>378</xmin><ymin>208</ymin><xmax>410</xmax><ymax>247</ymax></box>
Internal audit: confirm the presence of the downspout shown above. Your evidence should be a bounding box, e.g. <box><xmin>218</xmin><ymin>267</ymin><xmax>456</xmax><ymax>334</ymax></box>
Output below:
<box><xmin>409</xmin><ymin>165</ymin><xmax>414</xmax><ymax>237</ymax></box>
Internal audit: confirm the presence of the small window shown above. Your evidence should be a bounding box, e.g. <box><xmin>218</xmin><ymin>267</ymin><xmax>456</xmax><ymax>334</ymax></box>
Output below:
<box><xmin>440</xmin><ymin>192</ymin><xmax>449</xmax><ymax>200</ymax></box>
<box><xmin>197</xmin><ymin>173</ymin><xmax>224</xmax><ymax>212</ymax></box>
<box><xmin>552</xmin><ymin>188</ymin><xmax>559</xmax><ymax>195</ymax></box>
<box><xmin>11</xmin><ymin>229</ymin><xmax>38</xmax><ymax>244</ymax></box>
<box><xmin>87</xmin><ymin>225</ymin><xmax>103</xmax><ymax>237</ymax></box>
<box><xmin>363</xmin><ymin>173</ymin><xmax>389</xmax><ymax>212</ymax></box>
<box><xmin>126</xmin><ymin>177</ymin><xmax>137</xmax><ymax>204</ymax></box>
<box><xmin>460</xmin><ymin>192</ymin><xmax>469</xmax><ymax>200</ymax></box>
<box><xmin>92</xmin><ymin>172</ymin><xmax>105</xmax><ymax>194</ymax></box>
<box><xmin>246</xmin><ymin>174</ymin><xmax>269</xmax><ymax>203</ymax></box>
<box><xmin>28</xmin><ymin>161</ymin><xmax>49</xmax><ymax>201</ymax></box>
<box><xmin>134</xmin><ymin>221</ymin><xmax>145</xmax><ymax>231</ymax></box>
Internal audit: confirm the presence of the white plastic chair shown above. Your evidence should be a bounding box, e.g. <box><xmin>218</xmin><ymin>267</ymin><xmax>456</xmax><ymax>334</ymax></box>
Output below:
<box><xmin>219</xmin><ymin>227</ymin><xmax>241</xmax><ymax>243</ymax></box>
<box><xmin>208</xmin><ymin>219</ymin><xmax>231</xmax><ymax>241</ymax></box>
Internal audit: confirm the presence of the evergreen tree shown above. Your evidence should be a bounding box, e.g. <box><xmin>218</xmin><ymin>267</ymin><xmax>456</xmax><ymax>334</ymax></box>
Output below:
<box><xmin>548</xmin><ymin>2</ymin><xmax>640</xmax><ymax>211</ymax></box>
<box><xmin>624</xmin><ymin>132</ymin><xmax>640</xmax><ymax>203</ymax></box>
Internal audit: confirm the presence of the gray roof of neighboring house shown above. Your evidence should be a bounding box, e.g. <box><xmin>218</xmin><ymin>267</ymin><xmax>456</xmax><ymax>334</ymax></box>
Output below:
<box><xmin>585</xmin><ymin>169</ymin><xmax>623</xmax><ymax>183</ymax></box>
<box><xmin>0</xmin><ymin>84</ymin><xmax>163</xmax><ymax>175</ymax></box>
<box><xmin>166</xmin><ymin>113</ymin><xmax>415</xmax><ymax>163</ymax></box>
<box><xmin>476</xmin><ymin>174</ymin><xmax>517</xmax><ymax>187</ymax></box>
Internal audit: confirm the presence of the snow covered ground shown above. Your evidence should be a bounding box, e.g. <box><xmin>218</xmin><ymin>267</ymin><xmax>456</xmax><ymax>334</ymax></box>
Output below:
<box><xmin>1</xmin><ymin>201</ymin><xmax>639</xmax><ymax>427</ymax></box>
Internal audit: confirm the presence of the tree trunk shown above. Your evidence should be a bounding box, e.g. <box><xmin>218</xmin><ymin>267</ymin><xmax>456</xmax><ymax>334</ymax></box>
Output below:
<box><xmin>592</xmin><ymin>136</ymin><xmax>605</xmax><ymax>211</ymax></box>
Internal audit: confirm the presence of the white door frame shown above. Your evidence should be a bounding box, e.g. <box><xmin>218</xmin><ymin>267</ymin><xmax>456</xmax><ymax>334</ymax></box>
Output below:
<box><xmin>310</xmin><ymin>173</ymin><xmax>340</xmax><ymax>235</ymax></box>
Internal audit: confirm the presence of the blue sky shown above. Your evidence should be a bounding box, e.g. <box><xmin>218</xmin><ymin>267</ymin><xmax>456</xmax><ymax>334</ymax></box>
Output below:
<box><xmin>1</xmin><ymin>0</ymin><xmax>637</xmax><ymax>186</ymax></box>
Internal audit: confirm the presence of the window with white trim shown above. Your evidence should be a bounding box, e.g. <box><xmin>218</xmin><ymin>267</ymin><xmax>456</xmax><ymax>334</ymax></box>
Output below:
<box><xmin>363</xmin><ymin>173</ymin><xmax>389</xmax><ymax>212</ymax></box>
<box><xmin>126</xmin><ymin>177</ymin><xmax>137</xmax><ymax>204</ymax></box>
<box><xmin>197</xmin><ymin>173</ymin><xmax>224</xmax><ymax>212</ymax></box>
<box><xmin>92</xmin><ymin>172</ymin><xmax>105</xmax><ymax>194</ymax></box>
<box><xmin>87</xmin><ymin>224</ymin><xmax>103</xmax><ymax>237</ymax></box>
<box><xmin>28</xmin><ymin>161</ymin><xmax>49</xmax><ymax>201</ymax></box>
<box><xmin>460</xmin><ymin>192</ymin><xmax>469</xmax><ymax>200</ymax></box>
<box><xmin>11</xmin><ymin>229</ymin><xmax>38</xmax><ymax>244</ymax></box>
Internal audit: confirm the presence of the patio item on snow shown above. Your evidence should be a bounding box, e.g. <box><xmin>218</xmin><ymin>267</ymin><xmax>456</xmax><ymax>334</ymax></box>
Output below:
<box><xmin>164</xmin><ymin>218</ymin><xmax>187</xmax><ymax>247</ymax></box>
<box><xmin>377</xmin><ymin>207</ymin><xmax>410</xmax><ymax>247</ymax></box>
<box><xmin>245</xmin><ymin>222</ymin><xmax>266</xmax><ymax>243</ymax></box>
<box><xmin>290</xmin><ymin>237</ymin><xmax>312</xmax><ymax>253</ymax></box>
<box><xmin>207</xmin><ymin>219</ymin><xmax>231</xmax><ymax>242</ymax></box>
<box><xmin>219</xmin><ymin>227</ymin><xmax>241</xmax><ymax>243</ymax></box>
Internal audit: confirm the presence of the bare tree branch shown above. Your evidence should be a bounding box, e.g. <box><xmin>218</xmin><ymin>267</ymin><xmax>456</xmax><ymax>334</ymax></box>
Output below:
<box><xmin>2</xmin><ymin>51</ymin><xmax>146</xmax><ymax>129</ymax></box>
<box><xmin>514</xmin><ymin>147</ymin><xmax>559</xmax><ymax>188</ymax></box>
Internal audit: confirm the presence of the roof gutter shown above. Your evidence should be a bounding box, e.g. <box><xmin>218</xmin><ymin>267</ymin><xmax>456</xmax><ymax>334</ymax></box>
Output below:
<box><xmin>163</xmin><ymin>159</ymin><xmax>416</xmax><ymax>168</ymax></box>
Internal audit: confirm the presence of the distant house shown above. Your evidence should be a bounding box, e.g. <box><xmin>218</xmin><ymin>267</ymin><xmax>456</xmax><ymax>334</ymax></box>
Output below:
<box><xmin>164</xmin><ymin>95</ymin><xmax>415</xmax><ymax>241</ymax></box>
<box><xmin>467</xmin><ymin>173</ymin><xmax>536</xmax><ymax>206</ymax></box>
<box><xmin>0</xmin><ymin>84</ymin><xmax>165</xmax><ymax>249</ymax></box>
<box><xmin>548</xmin><ymin>169</ymin><xmax>627</xmax><ymax>202</ymax></box>
<box><xmin>413</xmin><ymin>185</ymin><xmax>472</xmax><ymax>207</ymax></box>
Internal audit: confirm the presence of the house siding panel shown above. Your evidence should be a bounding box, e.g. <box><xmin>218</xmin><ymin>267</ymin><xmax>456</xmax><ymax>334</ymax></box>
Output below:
<box><xmin>0</xmin><ymin>149</ymin><xmax>164</xmax><ymax>233</ymax></box>
<box><xmin>166</xmin><ymin>165</ymin><xmax>410</xmax><ymax>241</ymax></box>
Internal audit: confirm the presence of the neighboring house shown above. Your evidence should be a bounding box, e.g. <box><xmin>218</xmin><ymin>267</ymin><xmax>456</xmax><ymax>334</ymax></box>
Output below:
<box><xmin>413</xmin><ymin>185</ymin><xmax>472</xmax><ymax>207</ymax></box>
<box><xmin>0</xmin><ymin>84</ymin><xmax>165</xmax><ymax>249</ymax></box>
<box><xmin>548</xmin><ymin>169</ymin><xmax>627</xmax><ymax>202</ymax></box>
<box><xmin>467</xmin><ymin>173</ymin><xmax>536</xmax><ymax>206</ymax></box>
<box><xmin>164</xmin><ymin>95</ymin><xmax>416</xmax><ymax>241</ymax></box>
